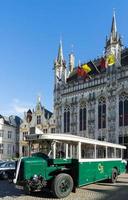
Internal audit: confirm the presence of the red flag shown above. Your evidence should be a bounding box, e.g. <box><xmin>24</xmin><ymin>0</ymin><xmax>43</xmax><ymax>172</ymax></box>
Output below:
<box><xmin>77</xmin><ymin>67</ymin><xmax>87</xmax><ymax>77</ymax></box>
<box><xmin>100</xmin><ymin>57</ymin><xmax>106</xmax><ymax>69</ymax></box>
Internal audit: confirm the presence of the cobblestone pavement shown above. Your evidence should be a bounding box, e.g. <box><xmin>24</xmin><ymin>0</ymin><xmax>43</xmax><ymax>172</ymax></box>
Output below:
<box><xmin>0</xmin><ymin>173</ymin><xmax>128</xmax><ymax>200</ymax></box>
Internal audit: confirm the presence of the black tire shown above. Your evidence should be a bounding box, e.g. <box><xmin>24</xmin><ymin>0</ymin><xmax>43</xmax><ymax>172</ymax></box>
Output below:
<box><xmin>110</xmin><ymin>168</ymin><xmax>118</xmax><ymax>183</ymax></box>
<box><xmin>52</xmin><ymin>173</ymin><xmax>73</xmax><ymax>198</ymax></box>
<box><xmin>24</xmin><ymin>184</ymin><xmax>31</xmax><ymax>195</ymax></box>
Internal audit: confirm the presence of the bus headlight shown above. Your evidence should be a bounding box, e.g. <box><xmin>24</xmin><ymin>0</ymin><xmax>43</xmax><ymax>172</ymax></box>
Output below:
<box><xmin>33</xmin><ymin>174</ymin><xmax>38</xmax><ymax>182</ymax></box>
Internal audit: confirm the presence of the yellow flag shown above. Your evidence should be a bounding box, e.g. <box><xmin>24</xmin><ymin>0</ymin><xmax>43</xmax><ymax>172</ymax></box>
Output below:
<box><xmin>82</xmin><ymin>64</ymin><xmax>91</xmax><ymax>73</ymax></box>
<box><xmin>106</xmin><ymin>54</ymin><xmax>115</xmax><ymax>66</ymax></box>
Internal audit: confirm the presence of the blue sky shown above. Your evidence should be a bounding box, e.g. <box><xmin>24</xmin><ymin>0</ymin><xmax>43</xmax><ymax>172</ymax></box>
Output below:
<box><xmin>0</xmin><ymin>0</ymin><xmax>128</xmax><ymax>117</ymax></box>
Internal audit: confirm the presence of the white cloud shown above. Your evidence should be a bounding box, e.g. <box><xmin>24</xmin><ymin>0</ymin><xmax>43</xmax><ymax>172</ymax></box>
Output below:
<box><xmin>11</xmin><ymin>98</ymin><xmax>34</xmax><ymax>115</ymax></box>
<box><xmin>12</xmin><ymin>104</ymin><xmax>28</xmax><ymax>114</ymax></box>
<box><xmin>0</xmin><ymin>98</ymin><xmax>34</xmax><ymax>117</ymax></box>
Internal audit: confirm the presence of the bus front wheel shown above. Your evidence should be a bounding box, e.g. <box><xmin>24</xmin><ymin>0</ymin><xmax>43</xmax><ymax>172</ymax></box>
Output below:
<box><xmin>52</xmin><ymin>173</ymin><xmax>73</xmax><ymax>198</ymax></box>
<box><xmin>24</xmin><ymin>184</ymin><xmax>31</xmax><ymax>195</ymax></box>
<box><xmin>110</xmin><ymin>168</ymin><xmax>118</xmax><ymax>183</ymax></box>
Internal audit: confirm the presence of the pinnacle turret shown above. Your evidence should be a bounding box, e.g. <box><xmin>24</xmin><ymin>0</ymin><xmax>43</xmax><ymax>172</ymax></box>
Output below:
<box><xmin>36</xmin><ymin>95</ymin><xmax>42</xmax><ymax>111</ymax></box>
<box><xmin>69</xmin><ymin>53</ymin><xmax>75</xmax><ymax>73</ymax></box>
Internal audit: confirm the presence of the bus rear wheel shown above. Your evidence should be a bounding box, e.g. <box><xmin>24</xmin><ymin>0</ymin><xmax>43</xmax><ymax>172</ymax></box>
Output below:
<box><xmin>52</xmin><ymin>173</ymin><xmax>73</xmax><ymax>198</ymax></box>
<box><xmin>110</xmin><ymin>168</ymin><xmax>118</xmax><ymax>183</ymax></box>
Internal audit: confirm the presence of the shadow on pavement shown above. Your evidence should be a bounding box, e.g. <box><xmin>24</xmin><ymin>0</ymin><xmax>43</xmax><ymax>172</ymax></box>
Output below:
<box><xmin>81</xmin><ymin>178</ymin><xmax>128</xmax><ymax>200</ymax></box>
<box><xmin>0</xmin><ymin>180</ymin><xmax>54</xmax><ymax>199</ymax></box>
<box><xmin>0</xmin><ymin>180</ymin><xmax>24</xmax><ymax>198</ymax></box>
<box><xmin>0</xmin><ymin>174</ymin><xmax>128</xmax><ymax>200</ymax></box>
<box><xmin>30</xmin><ymin>189</ymin><xmax>54</xmax><ymax>199</ymax></box>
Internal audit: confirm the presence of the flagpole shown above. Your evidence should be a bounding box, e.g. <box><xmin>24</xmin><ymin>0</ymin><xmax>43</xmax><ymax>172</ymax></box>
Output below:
<box><xmin>91</xmin><ymin>61</ymin><xmax>100</xmax><ymax>73</ymax></box>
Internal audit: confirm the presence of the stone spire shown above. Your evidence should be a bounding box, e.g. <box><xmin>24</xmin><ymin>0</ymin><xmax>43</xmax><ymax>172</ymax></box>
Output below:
<box><xmin>54</xmin><ymin>40</ymin><xmax>66</xmax><ymax>84</ymax></box>
<box><xmin>36</xmin><ymin>95</ymin><xmax>42</xmax><ymax>111</ymax></box>
<box><xmin>110</xmin><ymin>10</ymin><xmax>117</xmax><ymax>41</ymax></box>
<box><xmin>54</xmin><ymin>40</ymin><xmax>67</xmax><ymax>106</ymax></box>
<box><xmin>105</xmin><ymin>11</ymin><xmax>120</xmax><ymax>47</ymax></box>
<box><xmin>105</xmin><ymin>11</ymin><xmax>123</xmax><ymax>60</ymax></box>
<box><xmin>57</xmin><ymin>40</ymin><xmax>64</xmax><ymax>65</ymax></box>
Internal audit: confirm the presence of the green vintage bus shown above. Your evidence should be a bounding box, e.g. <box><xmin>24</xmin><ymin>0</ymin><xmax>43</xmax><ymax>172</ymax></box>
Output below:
<box><xmin>14</xmin><ymin>133</ymin><xmax>126</xmax><ymax>198</ymax></box>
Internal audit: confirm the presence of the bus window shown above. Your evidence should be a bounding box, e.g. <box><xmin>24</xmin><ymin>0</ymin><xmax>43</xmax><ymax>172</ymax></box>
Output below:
<box><xmin>96</xmin><ymin>145</ymin><xmax>106</xmax><ymax>158</ymax></box>
<box><xmin>68</xmin><ymin>144</ymin><xmax>72</xmax><ymax>158</ymax></box>
<box><xmin>55</xmin><ymin>142</ymin><xmax>77</xmax><ymax>159</ymax></box>
<box><xmin>65</xmin><ymin>143</ymin><xmax>77</xmax><ymax>158</ymax></box>
<box><xmin>56</xmin><ymin>143</ymin><xmax>66</xmax><ymax>158</ymax></box>
<box><xmin>72</xmin><ymin>144</ymin><xmax>77</xmax><ymax>159</ymax></box>
<box><xmin>81</xmin><ymin>144</ymin><xmax>94</xmax><ymax>159</ymax></box>
<box><xmin>116</xmin><ymin>148</ymin><xmax>121</xmax><ymax>158</ymax></box>
<box><xmin>68</xmin><ymin>144</ymin><xmax>70</xmax><ymax>158</ymax></box>
<box><xmin>108</xmin><ymin>147</ymin><xmax>115</xmax><ymax>158</ymax></box>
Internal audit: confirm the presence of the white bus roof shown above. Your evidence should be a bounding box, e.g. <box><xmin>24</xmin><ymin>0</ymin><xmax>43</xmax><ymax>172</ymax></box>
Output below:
<box><xmin>25</xmin><ymin>133</ymin><xmax>126</xmax><ymax>149</ymax></box>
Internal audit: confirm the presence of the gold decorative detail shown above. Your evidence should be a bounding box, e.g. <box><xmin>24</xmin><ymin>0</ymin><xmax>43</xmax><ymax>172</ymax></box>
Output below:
<box><xmin>98</xmin><ymin>163</ymin><xmax>104</xmax><ymax>173</ymax></box>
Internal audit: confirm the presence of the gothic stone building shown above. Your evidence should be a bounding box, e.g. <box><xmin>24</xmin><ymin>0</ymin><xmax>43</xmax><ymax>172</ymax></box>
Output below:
<box><xmin>54</xmin><ymin>13</ymin><xmax>128</xmax><ymax>158</ymax></box>
<box><xmin>20</xmin><ymin>97</ymin><xmax>56</xmax><ymax>156</ymax></box>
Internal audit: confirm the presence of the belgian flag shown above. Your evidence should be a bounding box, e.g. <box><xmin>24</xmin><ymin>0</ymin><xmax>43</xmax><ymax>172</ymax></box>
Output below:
<box><xmin>86</xmin><ymin>61</ymin><xmax>100</xmax><ymax>75</ymax></box>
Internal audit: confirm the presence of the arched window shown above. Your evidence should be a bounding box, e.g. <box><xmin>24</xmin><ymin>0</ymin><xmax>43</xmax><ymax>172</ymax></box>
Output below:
<box><xmin>64</xmin><ymin>106</ymin><xmax>70</xmax><ymax>133</ymax></box>
<box><xmin>98</xmin><ymin>97</ymin><xmax>106</xmax><ymax>129</ymax></box>
<box><xmin>119</xmin><ymin>93</ymin><xmax>128</xmax><ymax>127</ymax></box>
<box><xmin>79</xmin><ymin>103</ymin><xmax>86</xmax><ymax>131</ymax></box>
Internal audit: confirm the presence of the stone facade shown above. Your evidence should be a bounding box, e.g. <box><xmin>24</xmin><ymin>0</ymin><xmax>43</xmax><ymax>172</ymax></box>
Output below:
<box><xmin>53</xmin><ymin>13</ymin><xmax>128</xmax><ymax>158</ymax></box>
<box><xmin>0</xmin><ymin>115</ymin><xmax>21</xmax><ymax>160</ymax></box>
<box><xmin>19</xmin><ymin>97</ymin><xmax>56</xmax><ymax>156</ymax></box>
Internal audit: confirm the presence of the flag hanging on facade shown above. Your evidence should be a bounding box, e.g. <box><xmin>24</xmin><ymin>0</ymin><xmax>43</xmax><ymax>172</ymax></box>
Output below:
<box><xmin>99</xmin><ymin>57</ymin><xmax>106</xmax><ymax>69</ymax></box>
<box><xmin>106</xmin><ymin>54</ymin><xmax>115</xmax><ymax>66</ymax></box>
<box><xmin>77</xmin><ymin>67</ymin><xmax>87</xmax><ymax>77</ymax></box>
<box><xmin>81</xmin><ymin>64</ymin><xmax>91</xmax><ymax>73</ymax></box>
<box><xmin>87</xmin><ymin>61</ymin><xmax>100</xmax><ymax>75</ymax></box>
<box><xmin>77</xmin><ymin>61</ymin><xmax>100</xmax><ymax>77</ymax></box>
